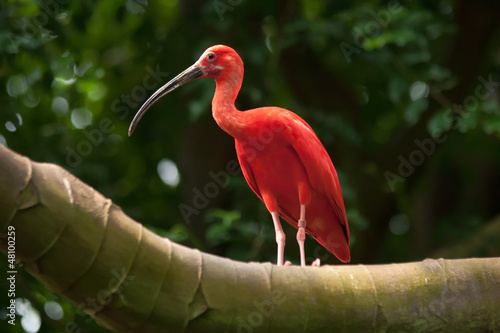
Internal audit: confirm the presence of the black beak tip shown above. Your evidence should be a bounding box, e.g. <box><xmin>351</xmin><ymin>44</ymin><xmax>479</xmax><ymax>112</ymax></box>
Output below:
<box><xmin>128</xmin><ymin>125</ymin><xmax>135</xmax><ymax>137</ymax></box>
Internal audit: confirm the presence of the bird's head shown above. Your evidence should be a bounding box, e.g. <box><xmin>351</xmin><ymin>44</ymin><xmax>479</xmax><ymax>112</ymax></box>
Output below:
<box><xmin>128</xmin><ymin>45</ymin><xmax>242</xmax><ymax>136</ymax></box>
<box><xmin>197</xmin><ymin>45</ymin><xmax>243</xmax><ymax>79</ymax></box>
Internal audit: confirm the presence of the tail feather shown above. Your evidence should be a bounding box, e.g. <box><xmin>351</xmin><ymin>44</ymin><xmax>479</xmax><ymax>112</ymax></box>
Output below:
<box><xmin>314</xmin><ymin>233</ymin><xmax>350</xmax><ymax>263</ymax></box>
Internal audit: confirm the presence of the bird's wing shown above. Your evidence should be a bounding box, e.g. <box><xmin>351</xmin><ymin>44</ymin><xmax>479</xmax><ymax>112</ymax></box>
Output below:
<box><xmin>234</xmin><ymin>140</ymin><xmax>263</xmax><ymax>202</ymax></box>
<box><xmin>280</xmin><ymin>110</ymin><xmax>350</xmax><ymax>244</ymax></box>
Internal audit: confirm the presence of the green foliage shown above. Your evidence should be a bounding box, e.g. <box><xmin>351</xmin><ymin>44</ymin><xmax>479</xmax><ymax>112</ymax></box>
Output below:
<box><xmin>1</xmin><ymin>0</ymin><xmax>499</xmax><ymax>332</ymax></box>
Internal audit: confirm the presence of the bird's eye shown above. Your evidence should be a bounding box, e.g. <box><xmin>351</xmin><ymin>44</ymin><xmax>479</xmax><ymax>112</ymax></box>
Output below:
<box><xmin>207</xmin><ymin>53</ymin><xmax>215</xmax><ymax>61</ymax></box>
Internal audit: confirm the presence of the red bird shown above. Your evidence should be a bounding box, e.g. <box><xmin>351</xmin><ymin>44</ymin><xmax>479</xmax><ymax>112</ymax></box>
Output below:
<box><xmin>129</xmin><ymin>45</ymin><xmax>350</xmax><ymax>266</ymax></box>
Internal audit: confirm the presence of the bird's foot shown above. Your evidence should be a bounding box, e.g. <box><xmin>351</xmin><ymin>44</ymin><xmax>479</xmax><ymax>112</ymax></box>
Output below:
<box><xmin>281</xmin><ymin>259</ymin><xmax>320</xmax><ymax>266</ymax></box>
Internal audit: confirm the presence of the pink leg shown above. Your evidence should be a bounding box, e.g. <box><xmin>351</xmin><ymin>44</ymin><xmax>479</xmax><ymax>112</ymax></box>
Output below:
<box><xmin>297</xmin><ymin>204</ymin><xmax>306</xmax><ymax>267</ymax></box>
<box><xmin>271</xmin><ymin>211</ymin><xmax>285</xmax><ymax>266</ymax></box>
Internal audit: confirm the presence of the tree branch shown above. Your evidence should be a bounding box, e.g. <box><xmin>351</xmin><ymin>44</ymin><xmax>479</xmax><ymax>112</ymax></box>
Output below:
<box><xmin>0</xmin><ymin>144</ymin><xmax>499</xmax><ymax>332</ymax></box>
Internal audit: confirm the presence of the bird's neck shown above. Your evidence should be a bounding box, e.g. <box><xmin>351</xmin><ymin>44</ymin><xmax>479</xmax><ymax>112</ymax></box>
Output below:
<box><xmin>212</xmin><ymin>67</ymin><xmax>245</xmax><ymax>139</ymax></box>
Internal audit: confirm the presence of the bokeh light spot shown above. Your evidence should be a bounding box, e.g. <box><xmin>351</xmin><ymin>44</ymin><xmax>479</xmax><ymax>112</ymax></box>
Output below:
<box><xmin>16</xmin><ymin>298</ymin><xmax>41</xmax><ymax>333</ymax></box>
<box><xmin>71</xmin><ymin>108</ymin><xmax>93</xmax><ymax>129</ymax></box>
<box><xmin>5</xmin><ymin>121</ymin><xmax>16</xmax><ymax>132</ymax></box>
<box><xmin>389</xmin><ymin>214</ymin><xmax>410</xmax><ymax>235</ymax></box>
<box><xmin>409</xmin><ymin>81</ymin><xmax>429</xmax><ymax>101</ymax></box>
<box><xmin>7</xmin><ymin>74</ymin><xmax>28</xmax><ymax>97</ymax></box>
<box><xmin>157</xmin><ymin>158</ymin><xmax>180</xmax><ymax>187</ymax></box>
<box><xmin>52</xmin><ymin>97</ymin><xmax>69</xmax><ymax>115</ymax></box>
<box><xmin>44</xmin><ymin>301</ymin><xmax>64</xmax><ymax>320</ymax></box>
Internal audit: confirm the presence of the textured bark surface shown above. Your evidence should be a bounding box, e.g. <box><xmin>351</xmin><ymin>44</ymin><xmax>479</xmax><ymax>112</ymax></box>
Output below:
<box><xmin>0</xmin><ymin>144</ymin><xmax>499</xmax><ymax>333</ymax></box>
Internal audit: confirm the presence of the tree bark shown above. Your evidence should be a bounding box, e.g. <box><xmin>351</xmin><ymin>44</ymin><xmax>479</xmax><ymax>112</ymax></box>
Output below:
<box><xmin>0</xmin><ymin>144</ymin><xmax>499</xmax><ymax>333</ymax></box>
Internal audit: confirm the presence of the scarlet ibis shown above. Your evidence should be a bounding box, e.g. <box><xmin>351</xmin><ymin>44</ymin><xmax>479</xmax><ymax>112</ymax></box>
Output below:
<box><xmin>129</xmin><ymin>45</ymin><xmax>350</xmax><ymax>266</ymax></box>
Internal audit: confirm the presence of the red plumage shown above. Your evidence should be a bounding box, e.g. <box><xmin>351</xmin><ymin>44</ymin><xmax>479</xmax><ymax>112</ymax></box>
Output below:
<box><xmin>235</xmin><ymin>107</ymin><xmax>350</xmax><ymax>262</ymax></box>
<box><xmin>129</xmin><ymin>45</ymin><xmax>350</xmax><ymax>265</ymax></box>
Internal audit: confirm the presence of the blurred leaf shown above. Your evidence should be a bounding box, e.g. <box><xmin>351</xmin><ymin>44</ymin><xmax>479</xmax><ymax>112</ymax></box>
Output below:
<box><xmin>205</xmin><ymin>209</ymin><xmax>242</xmax><ymax>246</ymax></box>
<box><xmin>404</xmin><ymin>98</ymin><xmax>428</xmax><ymax>125</ymax></box>
<box><xmin>482</xmin><ymin>115</ymin><xmax>500</xmax><ymax>136</ymax></box>
<box><xmin>388</xmin><ymin>75</ymin><xmax>409</xmax><ymax>104</ymax></box>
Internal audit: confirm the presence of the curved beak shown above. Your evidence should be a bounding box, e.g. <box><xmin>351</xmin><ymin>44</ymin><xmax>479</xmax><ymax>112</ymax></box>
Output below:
<box><xmin>128</xmin><ymin>63</ymin><xmax>204</xmax><ymax>136</ymax></box>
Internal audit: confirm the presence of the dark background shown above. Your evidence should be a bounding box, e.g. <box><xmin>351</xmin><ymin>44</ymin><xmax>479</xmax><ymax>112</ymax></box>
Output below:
<box><xmin>1</xmin><ymin>0</ymin><xmax>499</xmax><ymax>332</ymax></box>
